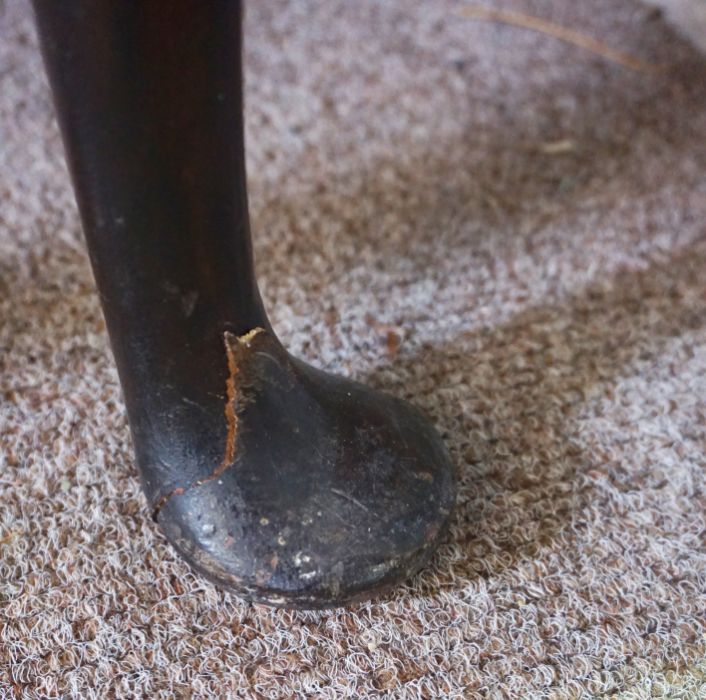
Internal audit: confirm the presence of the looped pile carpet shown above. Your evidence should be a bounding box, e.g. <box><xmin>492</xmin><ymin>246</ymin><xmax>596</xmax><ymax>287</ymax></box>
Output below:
<box><xmin>1</xmin><ymin>0</ymin><xmax>705</xmax><ymax>697</ymax></box>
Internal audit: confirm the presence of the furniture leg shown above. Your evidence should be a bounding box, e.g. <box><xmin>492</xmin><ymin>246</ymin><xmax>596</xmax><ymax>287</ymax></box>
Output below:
<box><xmin>32</xmin><ymin>0</ymin><xmax>455</xmax><ymax>608</ymax></box>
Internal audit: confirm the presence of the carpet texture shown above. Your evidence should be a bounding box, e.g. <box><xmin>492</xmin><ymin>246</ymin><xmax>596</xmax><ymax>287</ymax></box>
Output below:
<box><xmin>1</xmin><ymin>0</ymin><xmax>706</xmax><ymax>697</ymax></box>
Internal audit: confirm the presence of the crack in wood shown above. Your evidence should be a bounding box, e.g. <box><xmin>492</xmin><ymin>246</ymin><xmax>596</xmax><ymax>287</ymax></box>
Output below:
<box><xmin>151</xmin><ymin>327</ymin><xmax>266</xmax><ymax>520</ymax></box>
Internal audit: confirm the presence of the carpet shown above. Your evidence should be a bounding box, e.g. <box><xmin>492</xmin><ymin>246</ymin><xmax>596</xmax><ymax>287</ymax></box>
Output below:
<box><xmin>1</xmin><ymin>0</ymin><xmax>705</xmax><ymax>697</ymax></box>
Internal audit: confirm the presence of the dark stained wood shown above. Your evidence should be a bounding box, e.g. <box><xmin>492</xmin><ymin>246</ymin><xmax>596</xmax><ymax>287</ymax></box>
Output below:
<box><xmin>32</xmin><ymin>0</ymin><xmax>455</xmax><ymax>607</ymax></box>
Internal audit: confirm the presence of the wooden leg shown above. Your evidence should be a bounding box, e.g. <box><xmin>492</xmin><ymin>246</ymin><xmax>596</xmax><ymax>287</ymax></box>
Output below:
<box><xmin>32</xmin><ymin>0</ymin><xmax>455</xmax><ymax>608</ymax></box>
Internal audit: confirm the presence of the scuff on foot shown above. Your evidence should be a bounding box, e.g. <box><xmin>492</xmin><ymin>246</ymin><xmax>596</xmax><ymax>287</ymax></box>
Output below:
<box><xmin>330</xmin><ymin>487</ymin><xmax>370</xmax><ymax>514</ymax></box>
<box><xmin>151</xmin><ymin>327</ymin><xmax>266</xmax><ymax>520</ymax></box>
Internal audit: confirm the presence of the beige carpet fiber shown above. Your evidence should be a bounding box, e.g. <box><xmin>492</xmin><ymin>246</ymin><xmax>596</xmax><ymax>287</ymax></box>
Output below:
<box><xmin>2</xmin><ymin>0</ymin><xmax>706</xmax><ymax>697</ymax></box>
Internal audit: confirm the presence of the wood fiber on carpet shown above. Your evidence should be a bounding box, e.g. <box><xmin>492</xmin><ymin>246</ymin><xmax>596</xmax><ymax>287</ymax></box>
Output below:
<box><xmin>1</xmin><ymin>0</ymin><xmax>705</xmax><ymax>697</ymax></box>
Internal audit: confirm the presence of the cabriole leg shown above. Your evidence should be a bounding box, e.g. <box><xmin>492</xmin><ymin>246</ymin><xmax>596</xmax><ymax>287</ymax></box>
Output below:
<box><xmin>32</xmin><ymin>0</ymin><xmax>455</xmax><ymax>608</ymax></box>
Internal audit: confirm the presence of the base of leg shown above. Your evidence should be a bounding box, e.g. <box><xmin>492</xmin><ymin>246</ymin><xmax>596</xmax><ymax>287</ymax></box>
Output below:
<box><xmin>154</xmin><ymin>329</ymin><xmax>455</xmax><ymax>608</ymax></box>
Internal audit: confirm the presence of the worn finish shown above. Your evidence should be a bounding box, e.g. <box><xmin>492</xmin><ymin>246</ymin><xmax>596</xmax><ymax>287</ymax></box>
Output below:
<box><xmin>159</xmin><ymin>328</ymin><xmax>455</xmax><ymax>607</ymax></box>
<box><xmin>31</xmin><ymin>0</ymin><xmax>456</xmax><ymax>607</ymax></box>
